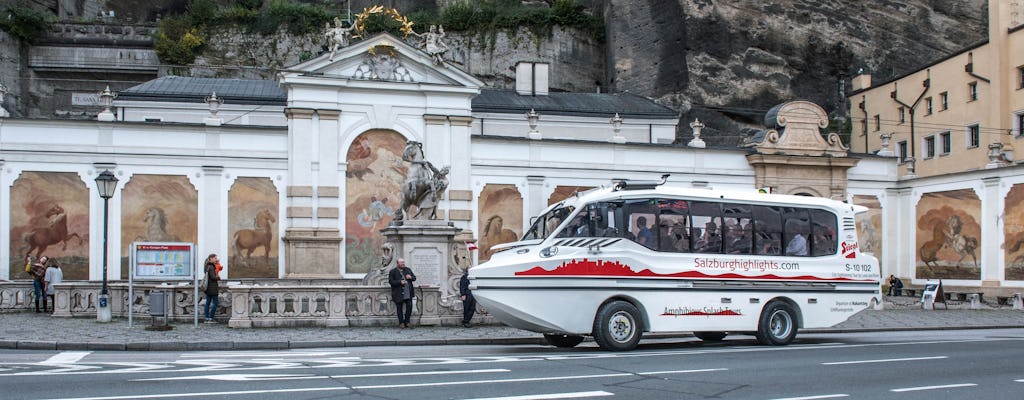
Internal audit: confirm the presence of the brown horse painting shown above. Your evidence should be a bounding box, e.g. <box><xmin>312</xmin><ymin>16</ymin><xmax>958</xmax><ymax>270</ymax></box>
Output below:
<box><xmin>919</xmin><ymin>223</ymin><xmax>945</xmax><ymax>268</ymax></box>
<box><xmin>481</xmin><ymin>215</ymin><xmax>519</xmax><ymax>259</ymax></box>
<box><xmin>233</xmin><ymin>208</ymin><xmax>276</xmax><ymax>261</ymax></box>
<box><xmin>23</xmin><ymin>204</ymin><xmax>83</xmax><ymax>257</ymax></box>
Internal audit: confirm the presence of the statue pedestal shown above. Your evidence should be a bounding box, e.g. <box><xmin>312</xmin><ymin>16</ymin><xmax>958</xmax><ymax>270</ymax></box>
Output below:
<box><xmin>283</xmin><ymin>228</ymin><xmax>343</xmax><ymax>278</ymax></box>
<box><xmin>381</xmin><ymin>220</ymin><xmax>461</xmax><ymax>326</ymax></box>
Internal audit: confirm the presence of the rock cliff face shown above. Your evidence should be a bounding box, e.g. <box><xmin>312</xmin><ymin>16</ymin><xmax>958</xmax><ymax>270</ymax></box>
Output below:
<box><xmin>604</xmin><ymin>0</ymin><xmax>988</xmax><ymax>145</ymax></box>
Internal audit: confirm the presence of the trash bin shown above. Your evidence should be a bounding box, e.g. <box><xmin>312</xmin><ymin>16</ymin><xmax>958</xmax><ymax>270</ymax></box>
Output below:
<box><xmin>145</xmin><ymin>290</ymin><xmax>173</xmax><ymax>331</ymax></box>
<box><xmin>149</xmin><ymin>290</ymin><xmax>166</xmax><ymax>317</ymax></box>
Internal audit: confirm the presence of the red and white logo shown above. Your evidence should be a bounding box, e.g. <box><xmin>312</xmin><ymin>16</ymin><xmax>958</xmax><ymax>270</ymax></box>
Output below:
<box><xmin>466</xmin><ymin>241</ymin><xmax>478</xmax><ymax>251</ymax></box>
<box><xmin>841</xmin><ymin>241</ymin><xmax>858</xmax><ymax>259</ymax></box>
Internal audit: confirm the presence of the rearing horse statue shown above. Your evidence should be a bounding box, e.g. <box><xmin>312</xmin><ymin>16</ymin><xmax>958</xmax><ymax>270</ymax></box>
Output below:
<box><xmin>394</xmin><ymin>140</ymin><xmax>450</xmax><ymax>221</ymax></box>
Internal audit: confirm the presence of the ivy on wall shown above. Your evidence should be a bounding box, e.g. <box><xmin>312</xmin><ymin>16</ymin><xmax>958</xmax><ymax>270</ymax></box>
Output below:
<box><xmin>0</xmin><ymin>4</ymin><xmax>54</xmax><ymax>45</ymax></box>
<box><xmin>153</xmin><ymin>0</ymin><xmax>603</xmax><ymax>66</ymax></box>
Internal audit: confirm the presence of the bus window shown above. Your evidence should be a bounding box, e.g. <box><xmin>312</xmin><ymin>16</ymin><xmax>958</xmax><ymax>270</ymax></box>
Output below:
<box><xmin>625</xmin><ymin>199</ymin><xmax>657</xmax><ymax>249</ymax></box>
<box><xmin>783</xmin><ymin>208</ymin><xmax>810</xmax><ymax>256</ymax></box>
<box><xmin>723</xmin><ymin>203</ymin><xmax>752</xmax><ymax>254</ymax></box>
<box><xmin>658</xmin><ymin>199</ymin><xmax>689</xmax><ymax>252</ymax></box>
<box><xmin>810</xmin><ymin>209</ymin><xmax>838</xmax><ymax>256</ymax></box>
<box><xmin>752</xmin><ymin>205</ymin><xmax>782</xmax><ymax>255</ymax></box>
<box><xmin>557</xmin><ymin>202</ymin><xmax>620</xmax><ymax>238</ymax></box>
<box><xmin>690</xmin><ymin>201</ymin><xmax>722</xmax><ymax>254</ymax></box>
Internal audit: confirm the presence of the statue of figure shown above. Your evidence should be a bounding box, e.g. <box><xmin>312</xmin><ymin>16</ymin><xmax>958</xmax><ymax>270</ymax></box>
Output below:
<box><xmin>394</xmin><ymin>140</ymin><xmax>450</xmax><ymax>221</ymax></box>
<box><xmin>361</xmin><ymin>241</ymin><xmax>395</xmax><ymax>285</ymax></box>
<box><xmin>412</xmin><ymin>25</ymin><xmax>449</xmax><ymax>65</ymax></box>
<box><xmin>325</xmin><ymin>17</ymin><xmax>356</xmax><ymax>61</ymax></box>
<box><xmin>0</xmin><ymin>80</ymin><xmax>9</xmax><ymax>117</ymax></box>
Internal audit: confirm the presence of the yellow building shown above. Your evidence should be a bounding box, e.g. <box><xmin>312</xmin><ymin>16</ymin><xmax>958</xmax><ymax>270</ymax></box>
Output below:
<box><xmin>848</xmin><ymin>0</ymin><xmax>1024</xmax><ymax>178</ymax></box>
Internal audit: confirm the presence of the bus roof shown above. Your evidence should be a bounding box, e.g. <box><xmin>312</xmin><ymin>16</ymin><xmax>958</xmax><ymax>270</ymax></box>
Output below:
<box><xmin>545</xmin><ymin>184</ymin><xmax>863</xmax><ymax>215</ymax></box>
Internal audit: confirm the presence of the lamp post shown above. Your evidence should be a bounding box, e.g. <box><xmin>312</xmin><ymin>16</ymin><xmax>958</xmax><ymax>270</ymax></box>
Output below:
<box><xmin>95</xmin><ymin>169</ymin><xmax>119</xmax><ymax>322</ymax></box>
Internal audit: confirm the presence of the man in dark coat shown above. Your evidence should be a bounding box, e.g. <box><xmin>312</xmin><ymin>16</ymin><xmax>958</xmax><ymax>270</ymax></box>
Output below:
<box><xmin>388</xmin><ymin>258</ymin><xmax>417</xmax><ymax>328</ymax></box>
<box><xmin>459</xmin><ymin>268</ymin><xmax>476</xmax><ymax>328</ymax></box>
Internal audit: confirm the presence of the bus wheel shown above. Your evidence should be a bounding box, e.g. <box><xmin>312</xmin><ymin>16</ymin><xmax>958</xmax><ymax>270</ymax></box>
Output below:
<box><xmin>593</xmin><ymin>301</ymin><xmax>642</xmax><ymax>351</ymax></box>
<box><xmin>755</xmin><ymin>301</ymin><xmax>797</xmax><ymax>345</ymax></box>
<box><xmin>544</xmin><ymin>334</ymin><xmax>585</xmax><ymax>348</ymax></box>
<box><xmin>693</xmin><ymin>331</ymin><xmax>727</xmax><ymax>342</ymax></box>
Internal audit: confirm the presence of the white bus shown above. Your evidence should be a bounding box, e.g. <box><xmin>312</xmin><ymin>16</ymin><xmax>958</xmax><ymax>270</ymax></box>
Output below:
<box><xmin>470</xmin><ymin>177</ymin><xmax>881</xmax><ymax>351</ymax></box>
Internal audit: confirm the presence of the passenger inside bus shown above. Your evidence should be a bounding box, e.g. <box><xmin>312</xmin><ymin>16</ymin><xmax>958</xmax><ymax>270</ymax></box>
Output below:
<box><xmin>694</xmin><ymin>222</ymin><xmax>721</xmax><ymax>253</ymax></box>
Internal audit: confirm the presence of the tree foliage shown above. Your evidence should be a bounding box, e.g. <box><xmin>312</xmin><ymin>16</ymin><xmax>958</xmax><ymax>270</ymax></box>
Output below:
<box><xmin>0</xmin><ymin>4</ymin><xmax>54</xmax><ymax>45</ymax></box>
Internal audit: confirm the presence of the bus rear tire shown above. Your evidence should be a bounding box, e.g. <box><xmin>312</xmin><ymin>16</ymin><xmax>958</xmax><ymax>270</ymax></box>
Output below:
<box><xmin>593</xmin><ymin>300</ymin><xmax>642</xmax><ymax>351</ymax></box>
<box><xmin>755</xmin><ymin>301</ymin><xmax>798</xmax><ymax>346</ymax></box>
<box><xmin>693</xmin><ymin>331</ymin><xmax>727</xmax><ymax>342</ymax></box>
<box><xmin>544</xmin><ymin>334</ymin><xmax>585</xmax><ymax>348</ymax></box>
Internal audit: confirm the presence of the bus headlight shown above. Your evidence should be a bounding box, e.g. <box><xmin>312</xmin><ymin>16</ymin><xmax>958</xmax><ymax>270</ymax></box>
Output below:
<box><xmin>540</xmin><ymin>246</ymin><xmax>558</xmax><ymax>258</ymax></box>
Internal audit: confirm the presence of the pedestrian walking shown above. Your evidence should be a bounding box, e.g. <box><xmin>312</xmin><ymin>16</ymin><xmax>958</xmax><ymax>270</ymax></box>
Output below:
<box><xmin>30</xmin><ymin>255</ymin><xmax>48</xmax><ymax>313</ymax></box>
<box><xmin>203</xmin><ymin>254</ymin><xmax>221</xmax><ymax>323</ymax></box>
<box><xmin>389</xmin><ymin>258</ymin><xmax>417</xmax><ymax>329</ymax></box>
<box><xmin>43</xmin><ymin>260</ymin><xmax>62</xmax><ymax>313</ymax></box>
<box><xmin>459</xmin><ymin>268</ymin><xmax>476</xmax><ymax>327</ymax></box>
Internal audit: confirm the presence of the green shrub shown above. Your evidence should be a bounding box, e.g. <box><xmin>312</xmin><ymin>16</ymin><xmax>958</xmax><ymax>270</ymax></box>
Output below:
<box><xmin>154</xmin><ymin>16</ymin><xmax>206</xmax><ymax>66</ymax></box>
<box><xmin>0</xmin><ymin>4</ymin><xmax>54</xmax><ymax>44</ymax></box>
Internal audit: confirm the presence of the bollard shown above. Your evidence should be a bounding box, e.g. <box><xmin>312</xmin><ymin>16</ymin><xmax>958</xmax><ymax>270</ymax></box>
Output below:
<box><xmin>922</xmin><ymin>293</ymin><xmax>934</xmax><ymax>310</ymax></box>
<box><xmin>1014</xmin><ymin>293</ymin><xmax>1023</xmax><ymax>311</ymax></box>
<box><xmin>969</xmin><ymin>293</ymin><xmax>980</xmax><ymax>310</ymax></box>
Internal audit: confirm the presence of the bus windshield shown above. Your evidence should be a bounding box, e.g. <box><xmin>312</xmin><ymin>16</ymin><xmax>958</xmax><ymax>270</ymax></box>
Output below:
<box><xmin>523</xmin><ymin>206</ymin><xmax>575</xmax><ymax>240</ymax></box>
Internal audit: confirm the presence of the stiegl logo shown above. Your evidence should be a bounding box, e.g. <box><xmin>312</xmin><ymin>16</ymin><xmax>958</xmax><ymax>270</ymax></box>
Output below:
<box><xmin>841</xmin><ymin>241</ymin><xmax>858</xmax><ymax>259</ymax></box>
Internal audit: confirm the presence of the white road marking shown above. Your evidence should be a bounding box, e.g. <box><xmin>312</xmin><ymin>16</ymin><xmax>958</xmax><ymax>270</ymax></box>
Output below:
<box><xmin>890</xmin><ymin>383</ymin><xmax>978</xmax><ymax>392</ymax></box>
<box><xmin>461</xmin><ymin>391</ymin><xmax>614</xmax><ymax>400</ymax></box>
<box><xmin>46</xmin><ymin>368</ymin><xmax>723</xmax><ymax>399</ymax></box>
<box><xmin>42</xmin><ymin>351</ymin><xmax>91</xmax><ymax>365</ymax></box>
<box><xmin>132</xmin><ymin>368</ymin><xmax>511</xmax><ymax>382</ymax></box>
<box><xmin>770</xmin><ymin>395</ymin><xmax>848</xmax><ymax>400</ymax></box>
<box><xmin>178</xmin><ymin>351</ymin><xmax>349</xmax><ymax>358</ymax></box>
<box><xmin>821</xmin><ymin>356</ymin><xmax>947</xmax><ymax>365</ymax></box>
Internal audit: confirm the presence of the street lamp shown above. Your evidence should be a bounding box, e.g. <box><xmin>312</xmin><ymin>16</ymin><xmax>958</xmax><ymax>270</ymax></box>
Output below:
<box><xmin>95</xmin><ymin>169</ymin><xmax>119</xmax><ymax>322</ymax></box>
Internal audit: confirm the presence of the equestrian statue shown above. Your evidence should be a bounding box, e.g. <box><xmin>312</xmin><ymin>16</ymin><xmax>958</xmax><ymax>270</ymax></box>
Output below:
<box><xmin>393</xmin><ymin>140</ymin><xmax>450</xmax><ymax>222</ymax></box>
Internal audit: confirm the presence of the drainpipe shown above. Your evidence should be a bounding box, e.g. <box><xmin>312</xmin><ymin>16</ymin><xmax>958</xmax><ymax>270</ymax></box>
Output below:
<box><xmin>890</xmin><ymin>70</ymin><xmax>931</xmax><ymax>160</ymax></box>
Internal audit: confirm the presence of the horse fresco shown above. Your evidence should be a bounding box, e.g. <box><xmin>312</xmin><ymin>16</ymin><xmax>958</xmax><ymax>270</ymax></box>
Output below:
<box><xmin>233</xmin><ymin>208</ymin><xmax>276</xmax><ymax>261</ymax></box>
<box><xmin>23</xmin><ymin>204</ymin><xmax>82</xmax><ymax>257</ymax></box>
<box><xmin>394</xmin><ymin>141</ymin><xmax>449</xmax><ymax>221</ymax></box>
<box><xmin>481</xmin><ymin>215</ymin><xmax>519</xmax><ymax>259</ymax></box>
<box><xmin>920</xmin><ymin>223</ymin><xmax>945</xmax><ymax>269</ymax></box>
<box><xmin>136</xmin><ymin>207</ymin><xmax>180</xmax><ymax>242</ymax></box>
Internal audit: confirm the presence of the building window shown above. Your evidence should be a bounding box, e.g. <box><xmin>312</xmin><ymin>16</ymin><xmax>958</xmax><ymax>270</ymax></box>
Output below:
<box><xmin>1016</xmin><ymin>111</ymin><xmax>1024</xmax><ymax>136</ymax></box>
<box><xmin>968</xmin><ymin>82</ymin><xmax>978</xmax><ymax>101</ymax></box>
<box><xmin>898</xmin><ymin>140</ymin><xmax>908</xmax><ymax>162</ymax></box>
<box><xmin>861</xmin><ymin>118</ymin><xmax>868</xmax><ymax>136</ymax></box>
<box><xmin>1018</xmin><ymin>65</ymin><xmax>1024</xmax><ymax>89</ymax></box>
<box><xmin>940</xmin><ymin>92</ymin><xmax>948</xmax><ymax>110</ymax></box>
<box><xmin>898</xmin><ymin>107</ymin><xmax>905</xmax><ymax>124</ymax></box>
<box><xmin>925</xmin><ymin>97</ymin><xmax>933</xmax><ymax>114</ymax></box>
<box><xmin>967</xmin><ymin>124</ymin><xmax>980</xmax><ymax>148</ymax></box>
<box><xmin>873</xmin><ymin>115</ymin><xmax>880</xmax><ymax>131</ymax></box>
<box><xmin>924</xmin><ymin>136</ymin><xmax>935</xmax><ymax>159</ymax></box>
<box><xmin>940</xmin><ymin>131</ymin><xmax>951</xmax><ymax>154</ymax></box>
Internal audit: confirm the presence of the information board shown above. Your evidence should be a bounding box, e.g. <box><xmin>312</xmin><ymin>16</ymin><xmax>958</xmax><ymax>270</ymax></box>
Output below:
<box><xmin>921</xmin><ymin>280</ymin><xmax>945</xmax><ymax>303</ymax></box>
<box><xmin>131</xmin><ymin>242</ymin><xmax>195</xmax><ymax>280</ymax></box>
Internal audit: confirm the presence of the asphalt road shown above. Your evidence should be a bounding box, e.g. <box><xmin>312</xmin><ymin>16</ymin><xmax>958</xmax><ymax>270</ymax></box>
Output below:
<box><xmin>1</xmin><ymin>328</ymin><xmax>1023</xmax><ymax>400</ymax></box>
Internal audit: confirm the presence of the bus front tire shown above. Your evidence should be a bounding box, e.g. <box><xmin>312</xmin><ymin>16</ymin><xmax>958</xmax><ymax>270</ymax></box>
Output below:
<box><xmin>544</xmin><ymin>333</ymin><xmax>585</xmax><ymax>348</ymax></box>
<box><xmin>755</xmin><ymin>301</ymin><xmax>798</xmax><ymax>346</ymax></box>
<box><xmin>693</xmin><ymin>331</ymin><xmax>727</xmax><ymax>342</ymax></box>
<box><xmin>593</xmin><ymin>300</ymin><xmax>642</xmax><ymax>351</ymax></box>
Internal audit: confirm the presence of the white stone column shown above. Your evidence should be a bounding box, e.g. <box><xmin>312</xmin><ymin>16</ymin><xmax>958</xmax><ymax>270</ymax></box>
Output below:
<box><xmin>448</xmin><ymin>115</ymin><xmax>476</xmax><ymax>232</ymax></box>
<box><xmin>884</xmin><ymin>187</ymin><xmax>910</xmax><ymax>280</ymax></box>
<box><xmin>199</xmin><ymin>166</ymin><xmax>225</xmax><ymax>270</ymax></box>
<box><xmin>526</xmin><ymin>175</ymin><xmax>546</xmax><ymax>222</ymax></box>
<box><xmin>981</xmin><ymin>177</ymin><xmax>1003</xmax><ymax>285</ymax></box>
<box><xmin>286</xmin><ymin>108</ymin><xmax>315</xmax><ymax>230</ymax></box>
<box><xmin>316</xmin><ymin>110</ymin><xmax>341</xmax><ymax>230</ymax></box>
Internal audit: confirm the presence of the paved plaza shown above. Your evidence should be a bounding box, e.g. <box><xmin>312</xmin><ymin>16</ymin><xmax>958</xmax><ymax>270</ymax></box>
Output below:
<box><xmin>1</xmin><ymin>297</ymin><xmax>1021</xmax><ymax>351</ymax></box>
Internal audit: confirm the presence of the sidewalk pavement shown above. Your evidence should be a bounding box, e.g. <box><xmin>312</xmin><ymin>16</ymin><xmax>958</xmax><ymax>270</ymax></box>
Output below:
<box><xmin>1</xmin><ymin>297</ymin><xmax>1022</xmax><ymax>351</ymax></box>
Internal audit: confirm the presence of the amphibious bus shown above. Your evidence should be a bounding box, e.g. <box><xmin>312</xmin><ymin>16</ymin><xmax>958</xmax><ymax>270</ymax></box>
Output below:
<box><xmin>469</xmin><ymin>177</ymin><xmax>881</xmax><ymax>351</ymax></box>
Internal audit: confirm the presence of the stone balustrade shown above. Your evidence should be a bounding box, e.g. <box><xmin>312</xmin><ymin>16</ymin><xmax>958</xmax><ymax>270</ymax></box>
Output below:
<box><xmin>0</xmin><ymin>281</ymin><xmax>490</xmax><ymax>328</ymax></box>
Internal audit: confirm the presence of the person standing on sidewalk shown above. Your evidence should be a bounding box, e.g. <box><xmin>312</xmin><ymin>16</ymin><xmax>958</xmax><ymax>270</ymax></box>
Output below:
<box><xmin>389</xmin><ymin>258</ymin><xmax>417</xmax><ymax>329</ymax></box>
<box><xmin>459</xmin><ymin>268</ymin><xmax>476</xmax><ymax>328</ymax></box>
<box><xmin>203</xmin><ymin>254</ymin><xmax>221</xmax><ymax>323</ymax></box>
<box><xmin>43</xmin><ymin>260</ymin><xmax>63</xmax><ymax>313</ymax></box>
<box><xmin>30</xmin><ymin>255</ymin><xmax>49</xmax><ymax>313</ymax></box>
